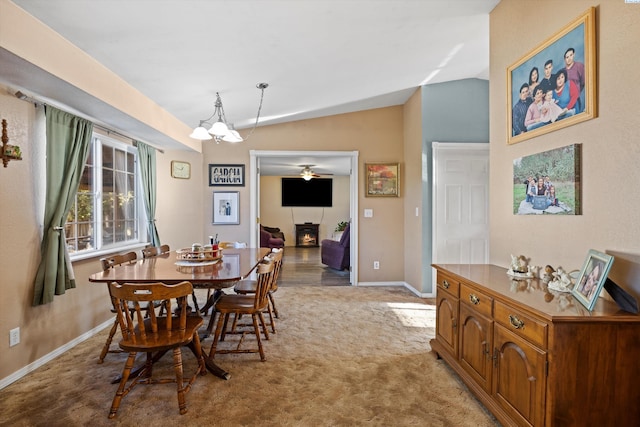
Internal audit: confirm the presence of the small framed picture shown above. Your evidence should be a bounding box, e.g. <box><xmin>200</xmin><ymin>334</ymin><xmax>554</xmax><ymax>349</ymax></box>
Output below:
<box><xmin>212</xmin><ymin>191</ymin><xmax>240</xmax><ymax>225</ymax></box>
<box><xmin>365</xmin><ymin>162</ymin><xmax>399</xmax><ymax>197</ymax></box>
<box><xmin>209</xmin><ymin>164</ymin><xmax>245</xmax><ymax>186</ymax></box>
<box><xmin>572</xmin><ymin>250</ymin><xmax>614</xmax><ymax>311</ymax></box>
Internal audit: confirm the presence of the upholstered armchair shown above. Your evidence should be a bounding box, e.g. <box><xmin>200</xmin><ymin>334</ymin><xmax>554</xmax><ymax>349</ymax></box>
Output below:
<box><xmin>260</xmin><ymin>226</ymin><xmax>285</xmax><ymax>249</ymax></box>
<box><xmin>262</xmin><ymin>225</ymin><xmax>285</xmax><ymax>242</ymax></box>
<box><xmin>320</xmin><ymin>223</ymin><xmax>350</xmax><ymax>270</ymax></box>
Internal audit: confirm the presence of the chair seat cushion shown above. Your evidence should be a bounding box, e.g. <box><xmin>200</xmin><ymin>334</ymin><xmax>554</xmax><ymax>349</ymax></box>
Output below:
<box><xmin>119</xmin><ymin>316</ymin><xmax>203</xmax><ymax>352</ymax></box>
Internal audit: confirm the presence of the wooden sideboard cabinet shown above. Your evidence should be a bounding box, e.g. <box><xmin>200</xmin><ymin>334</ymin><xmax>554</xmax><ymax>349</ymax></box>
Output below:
<box><xmin>430</xmin><ymin>264</ymin><xmax>640</xmax><ymax>427</ymax></box>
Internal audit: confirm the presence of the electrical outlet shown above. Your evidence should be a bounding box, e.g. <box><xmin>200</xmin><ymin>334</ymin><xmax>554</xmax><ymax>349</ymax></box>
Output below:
<box><xmin>373</xmin><ymin>261</ymin><xmax>380</xmax><ymax>270</ymax></box>
<box><xmin>9</xmin><ymin>327</ymin><xmax>20</xmax><ymax>347</ymax></box>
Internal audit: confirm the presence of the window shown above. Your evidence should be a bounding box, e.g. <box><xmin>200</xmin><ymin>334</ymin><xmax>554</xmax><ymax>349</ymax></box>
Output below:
<box><xmin>65</xmin><ymin>134</ymin><xmax>145</xmax><ymax>256</ymax></box>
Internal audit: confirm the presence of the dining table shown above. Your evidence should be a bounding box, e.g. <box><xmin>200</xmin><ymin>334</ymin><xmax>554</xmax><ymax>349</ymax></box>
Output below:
<box><xmin>89</xmin><ymin>247</ymin><xmax>270</xmax><ymax>380</ymax></box>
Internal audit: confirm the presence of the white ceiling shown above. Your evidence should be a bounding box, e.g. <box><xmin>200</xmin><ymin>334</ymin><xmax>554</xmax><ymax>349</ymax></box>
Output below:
<box><xmin>3</xmin><ymin>0</ymin><xmax>499</xmax><ymax>175</ymax></box>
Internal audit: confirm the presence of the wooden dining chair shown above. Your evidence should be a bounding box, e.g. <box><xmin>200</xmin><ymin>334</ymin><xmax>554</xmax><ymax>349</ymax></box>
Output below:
<box><xmin>233</xmin><ymin>248</ymin><xmax>283</xmax><ymax>333</ymax></box>
<box><xmin>209</xmin><ymin>258</ymin><xmax>275</xmax><ymax>362</ymax></box>
<box><xmin>159</xmin><ymin>244</ymin><xmax>170</xmax><ymax>254</ymax></box>
<box><xmin>107</xmin><ymin>281</ymin><xmax>206</xmax><ymax>418</ymax></box>
<box><xmin>97</xmin><ymin>251</ymin><xmax>139</xmax><ymax>364</ymax></box>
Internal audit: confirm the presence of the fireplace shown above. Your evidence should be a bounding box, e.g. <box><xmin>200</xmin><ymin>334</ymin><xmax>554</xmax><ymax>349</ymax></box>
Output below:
<box><xmin>295</xmin><ymin>223</ymin><xmax>320</xmax><ymax>247</ymax></box>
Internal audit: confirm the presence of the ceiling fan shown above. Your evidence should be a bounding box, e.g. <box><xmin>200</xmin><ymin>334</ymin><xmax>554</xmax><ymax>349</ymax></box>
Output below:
<box><xmin>299</xmin><ymin>165</ymin><xmax>332</xmax><ymax>181</ymax></box>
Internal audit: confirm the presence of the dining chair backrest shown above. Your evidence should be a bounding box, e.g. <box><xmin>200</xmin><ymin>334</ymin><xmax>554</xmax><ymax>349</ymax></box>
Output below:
<box><xmin>109</xmin><ymin>281</ymin><xmax>194</xmax><ymax>340</ymax></box>
<box><xmin>142</xmin><ymin>246</ymin><xmax>159</xmax><ymax>258</ymax></box>
<box><xmin>253</xmin><ymin>259</ymin><xmax>276</xmax><ymax>310</ymax></box>
<box><xmin>219</xmin><ymin>241</ymin><xmax>247</xmax><ymax>249</ymax></box>
<box><xmin>268</xmin><ymin>249</ymin><xmax>284</xmax><ymax>291</ymax></box>
<box><xmin>101</xmin><ymin>251</ymin><xmax>137</xmax><ymax>270</ymax></box>
<box><xmin>159</xmin><ymin>244</ymin><xmax>170</xmax><ymax>254</ymax></box>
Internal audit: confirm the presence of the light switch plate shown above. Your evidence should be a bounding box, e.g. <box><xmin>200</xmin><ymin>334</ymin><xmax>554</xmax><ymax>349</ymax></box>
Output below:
<box><xmin>364</xmin><ymin>209</ymin><xmax>373</xmax><ymax>218</ymax></box>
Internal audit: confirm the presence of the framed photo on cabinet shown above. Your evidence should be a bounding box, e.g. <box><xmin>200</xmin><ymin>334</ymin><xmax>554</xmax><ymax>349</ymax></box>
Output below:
<box><xmin>572</xmin><ymin>250</ymin><xmax>614</xmax><ymax>311</ymax></box>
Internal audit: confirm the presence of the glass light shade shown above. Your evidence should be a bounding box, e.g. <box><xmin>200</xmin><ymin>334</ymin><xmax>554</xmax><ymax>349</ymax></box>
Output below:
<box><xmin>222</xmin><ymin>129</ymin><xmax>243</xmax><ymax>143</ymax></box>
<box><xmin>189</xmin><ymin>126</ymin><xmax>213</xmax><ymax>140</ymax></box>
<box><xmin>302</xmin><ymin>173</ymin><xmax>313</xmax><ymax>181</ymax></box>
<box><xmin>209</xmin><ymin>120</ymin><xmax>230</xmax><ymax>137</ymax></box>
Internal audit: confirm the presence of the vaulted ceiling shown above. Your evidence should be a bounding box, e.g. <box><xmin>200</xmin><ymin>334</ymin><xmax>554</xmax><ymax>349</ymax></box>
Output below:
<box><xmin>3</xmin><ymin>0</ymin><xmax>499</xmax><ymax>174</ymax></box>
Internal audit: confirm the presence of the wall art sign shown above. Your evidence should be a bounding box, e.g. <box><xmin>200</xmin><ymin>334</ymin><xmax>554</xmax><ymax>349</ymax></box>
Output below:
<box><xmin>209</xmin><ymin>164</ymin><xmax>245</xmax><ymax>186</ymax></box>
<box><xmin>507</xmin><ymin>7</ymin><xmax>596</xmax><ymax>145</ymax></box>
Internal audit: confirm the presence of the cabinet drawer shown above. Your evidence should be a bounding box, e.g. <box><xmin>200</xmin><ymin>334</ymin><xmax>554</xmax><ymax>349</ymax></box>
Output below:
<box><xmin>494</xmin><ymin>301</ymin><xmax>547</xmax><ymax>349</ymax></box>
<box><xmin>460</xmin><ymin>284</ymin><xmax>493</xmax><ymax>318</ymax></box>
<box><xmin>437</xmin><ymin>273</ymin><xmax>459</xmax><ymax>297</ymax></box>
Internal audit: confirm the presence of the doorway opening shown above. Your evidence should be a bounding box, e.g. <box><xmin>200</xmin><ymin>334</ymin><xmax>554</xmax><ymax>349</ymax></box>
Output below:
<box><xmin>249</xmin><ymin>150</ymin><xmax>359</xmax><ymax>285</ymax></box>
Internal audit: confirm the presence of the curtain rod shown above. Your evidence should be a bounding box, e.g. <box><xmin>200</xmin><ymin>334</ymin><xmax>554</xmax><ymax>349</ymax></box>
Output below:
<box><xmin>13</xmin><ymin>89</ymin><xmax>165</xmax><ymax>153</ymax></box>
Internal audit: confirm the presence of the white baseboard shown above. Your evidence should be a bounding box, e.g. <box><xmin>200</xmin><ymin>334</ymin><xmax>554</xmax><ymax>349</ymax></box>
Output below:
<box><xmin>0</xmin><ymin>319</ymin><xmax>113</xmax><ymax>390</ymax></box>
<box><xmin>357</xmin><ymin>281</ymin><xmax>435</xmax><ymax>298</ymax></box>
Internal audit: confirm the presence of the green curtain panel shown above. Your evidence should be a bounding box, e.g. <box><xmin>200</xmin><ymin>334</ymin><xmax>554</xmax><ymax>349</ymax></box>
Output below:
<box><xmin>136</xmin><ymin>141</ymin><xmax>161</xmax><ymax>246</ymax></box>
<box><xmin>33</xmin><ymin>106</ymin><xmax>93</xmax><ymax>305</ymax></box>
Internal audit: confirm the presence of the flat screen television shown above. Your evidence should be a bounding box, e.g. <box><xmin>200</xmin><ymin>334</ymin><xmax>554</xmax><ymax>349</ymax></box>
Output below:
<box><xmin>281</xmin><ymin>177</ymin><xmax>333</xmax><ymax>207</ymax></box>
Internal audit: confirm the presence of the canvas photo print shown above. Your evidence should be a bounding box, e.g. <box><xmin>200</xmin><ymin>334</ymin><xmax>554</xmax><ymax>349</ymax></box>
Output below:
<box><xmin>513</xmin><ymin>144</ymin><xmax>581</xmax><ymax>215</ymax></box>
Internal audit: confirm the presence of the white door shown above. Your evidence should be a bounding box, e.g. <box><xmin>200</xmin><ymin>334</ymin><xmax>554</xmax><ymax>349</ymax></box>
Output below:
<box><xmin>432</xmin><ymin>142</ymin><xmax>490</xmax><ymax>265</ymax></box>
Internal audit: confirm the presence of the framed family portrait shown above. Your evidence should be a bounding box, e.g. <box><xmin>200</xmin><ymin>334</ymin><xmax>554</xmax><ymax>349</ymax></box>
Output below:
<box><xmin>572</xmin><ymin>250</ymin><xmax>614</xmax><ymax>311</ymax></box>
<box><xmin>212</xmin><ymin>191</ymin><xmax>239</xmax><ymax>225</ymax></box>
<box><xmin>507</xmin><ymin>7</ymin><xmax>596</xmax><ymax>145</ymax></box>
<box><xmin>513</xmin><ymin>144</ymin><xmax>581</xmax><ymax>215</ymax></box>
<box><xmin>365</xmin><ymin>163</ymin><xmax>399</xmax><ymax>197</ymax></box>
<box><xmin>209</xmin><ymin>164</ymin><xmax>245</xmax><ymax>186</ymax></box>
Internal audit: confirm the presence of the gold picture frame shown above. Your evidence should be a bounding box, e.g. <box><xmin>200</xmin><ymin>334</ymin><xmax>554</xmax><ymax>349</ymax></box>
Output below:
<box><xmin>507</xmin><ymin>7</ymin><xmax>596</xmax><ymax>145</ymax></box>
<box><xmin>365</xmin><ymin>163</ymin><xmax>399</xmax><ymax>197</ymax></box>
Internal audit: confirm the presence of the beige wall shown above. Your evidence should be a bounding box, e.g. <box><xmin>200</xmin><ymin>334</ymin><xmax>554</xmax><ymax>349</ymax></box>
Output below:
<box><xmin>490</xmin><ymin>1</ymin><xmax>640</xmax><ymax>299</ymax></box>
<box><xmin>155</xmin><ymin>149</ymin><xmax>205</xmax><ymax>251</ymax></box>
<box><xmin>0</xmin><ymin>86</ymin><xmax>205</xmax><ymax>383</ymax></box>
<box><xmin>200</xmin><ymin>107</ymin><xmax>409</xmax><ymax>283</ymax></box>
<box><xmin>259</xmin><ymin>175</ymin><xmax>351</xmax><ymax>245</ymax></box>
<box><xmin>0</xmin><ymin>93</ymin><xmax>422</xmax><ymax>384</ymax></box>
<box><xmin>402</xmin><ymin>89</ymin><xmax>423</xmax><ymax>291</ymax></box>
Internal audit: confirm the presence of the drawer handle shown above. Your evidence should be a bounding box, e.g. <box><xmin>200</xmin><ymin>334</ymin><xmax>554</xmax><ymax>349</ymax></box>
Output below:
<box><xmin>469</xmin><ymin>294</ymin><xmax>480</xmax><ymax>305</ymax></box>
<box><xmin>442</xmin><ymin>279</ymin><xmax>450</xmax><ymax>289</ymax></box>
<box><xmin>509</xmin><ymin>315</ymin><xmax>525</xmax><ymax>329</ymax></box>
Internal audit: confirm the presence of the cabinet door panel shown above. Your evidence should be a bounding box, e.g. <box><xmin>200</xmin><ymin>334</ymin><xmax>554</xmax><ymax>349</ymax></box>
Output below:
<box><xmin>436</xmin><ymin>292</ymin><xmax>459</xmax><ymax>357</ymax></box>
<box><xmin>459</xmin><ymin>304</ymin><xmax>493</xmax><ymax>392</ymax></box>
<box><xmin>493</xmin><ymin>324</ymin><xmax>546</xmax><ymax>427</ymax></box>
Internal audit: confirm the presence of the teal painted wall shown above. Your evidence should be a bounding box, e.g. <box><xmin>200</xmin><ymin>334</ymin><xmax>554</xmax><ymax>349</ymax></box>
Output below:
<box><xmin>421</xmin><ymin>78</ymin><xmax>490</xmax><ymax>293</ymax></box>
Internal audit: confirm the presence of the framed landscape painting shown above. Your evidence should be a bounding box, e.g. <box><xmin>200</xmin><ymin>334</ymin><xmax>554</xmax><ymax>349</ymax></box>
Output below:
<box><xmin>365</xmin><ymin>163</ymin><xmax>399</xmax><ymax>197</ymax></box>
<box><xmin>513</xmin><ymin>144</ymin><xmax>581</xmax><ymax>215</ymax></box>
<box><xmin>507</xmin><ymin>7</ymin><xmax>596</xmax><ymax>145</ymax></box>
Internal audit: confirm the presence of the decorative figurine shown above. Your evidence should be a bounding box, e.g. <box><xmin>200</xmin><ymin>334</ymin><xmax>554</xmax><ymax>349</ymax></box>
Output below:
<box><xmin>507</xmin><ymin>254</ymin><xmax>534</xmax><ymax>278</ymax></box>
<box><xmin>542</xmin><ymin>265</ymin><xmax>556</xmax><ymax>283</ymax></box>
<box><xmin>547</xmin><ymin>267</ymin><xmax>573</xmax><ymax>292</ymax></box>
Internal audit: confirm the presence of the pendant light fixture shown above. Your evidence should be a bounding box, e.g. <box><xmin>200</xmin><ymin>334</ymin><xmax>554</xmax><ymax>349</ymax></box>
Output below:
<box><xmin>189</xmin><ymin>82</ymin><xmax>268</xmax><ymax>143</ymax></box>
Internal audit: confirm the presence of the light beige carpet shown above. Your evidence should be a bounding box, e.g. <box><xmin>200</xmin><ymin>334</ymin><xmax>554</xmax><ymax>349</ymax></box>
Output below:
<box><xmin>0</xmin><ymin>286</ymin><xmax>499</xmax><ymax>426</ymax></box>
